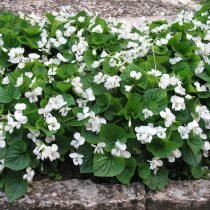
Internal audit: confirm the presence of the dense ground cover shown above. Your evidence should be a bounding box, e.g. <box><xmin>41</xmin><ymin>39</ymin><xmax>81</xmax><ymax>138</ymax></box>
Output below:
<box><xmin>0</xmin><ymin>1</ymin><xmax>209</xmax><ymax>202</ymax></box>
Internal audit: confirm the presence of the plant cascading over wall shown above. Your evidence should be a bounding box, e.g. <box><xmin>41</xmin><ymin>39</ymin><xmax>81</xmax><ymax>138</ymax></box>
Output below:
<box><xmin>0</xmin><ymin>2</ymin><xmax>209</xmax><ymax>202</ymax></box>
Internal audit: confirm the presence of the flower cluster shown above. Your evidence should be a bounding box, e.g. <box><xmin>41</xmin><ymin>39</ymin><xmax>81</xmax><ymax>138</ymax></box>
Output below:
<box><xmin>0</xmin><ymin>2</ymin><xmax>210</xmax><ymax>202</ymax></box>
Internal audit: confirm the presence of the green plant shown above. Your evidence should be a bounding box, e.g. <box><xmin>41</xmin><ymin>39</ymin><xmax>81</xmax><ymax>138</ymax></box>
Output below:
<box><xmin>0</xmin><ymin>2</ymin><xmax>210</xmax><ymax>202</ymax></box>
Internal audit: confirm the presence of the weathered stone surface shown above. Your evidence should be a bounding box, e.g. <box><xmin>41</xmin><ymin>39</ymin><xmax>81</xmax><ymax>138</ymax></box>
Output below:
<box><xmin>0</xmin><ymin>0</ymin><xmax>199</xmax><ymax>17</ymax></box>
<box><xmin>1</xmin><ymin>179</ymin><xmax>210</xmax><ymax>209</ymax></box>
<box><xmin>146</xmin><ymin>180</ymin><xmax>210</xmax><ymax>210</ymax></box>
<box><xmin>0</xmin><ymin>179</ymin><xmax>145</xmax><ymax>210</ymax></box>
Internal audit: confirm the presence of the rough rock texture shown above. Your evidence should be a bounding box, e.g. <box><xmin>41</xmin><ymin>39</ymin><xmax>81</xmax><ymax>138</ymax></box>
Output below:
<box><xmin>0</xmin><ymin>179</ymin><xmax>145</xmax><ymax>210</ymax></box>
<box><xmin>0</xmin><ymin>0</ymin><xmax>200</xmax><ymax>17</ymax></box>
<box><xmin>0</xmin><ymin>179</ymin><xmax>210</xmax><ymax>210</ymax></box>
<box><xmin>146</xmin><ymin>180</ymin><xmax>210</xmax><ymax>210</ymax></box>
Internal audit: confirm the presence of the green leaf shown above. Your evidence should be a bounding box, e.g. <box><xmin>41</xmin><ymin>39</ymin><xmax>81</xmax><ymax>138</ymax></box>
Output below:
<box><xmin>187</xmin><ymin>135</ymin><xmax>202</xmax><ymax>154</ymax></box>
<box><xmin>83</xmin><ymin>49</ymin><xmax>97</xmax><ymax>69</ymax></box>
<box><xmin>190</xmin><ymin>166</ymin><xmax>203</xmax><ymax>179</ymax></box>
<box><xmin>55</xmin><ymin>81</ymin><xmax>71</xmax><ymax>92</ymax></box>
<box><xmin>5</xmin><ymin>141</ymin><xmax>30</xmax><ymax>171</ymax></box>
<box><xmin>182</xmin><ymin>144</ymin><xmax>202</xmax><ymax>167</ymax></box>
<box><xmin>169</xmin><ymin>33</ymin><xmax>195</xmax><ymax>58</ymax></box>
<box><xmin>93</xmin><ymin>153</ymin><xmax>125</xmax><ymax>177</ymax></box>
<box><xmin>143</xmin><ymin>167</ymin><xmax>169</xmax><ymax>190</ymax></box>
<box><xmin>56</xmin><ymin>136</ymin><xmax>70</xmax><ymax>155</ymax></box>
<box><xmin>99</xmin><ymin>124</ymin><xmax>128</xmax><ymax>143</ymax></box>
<box><xmin>79</xmin><ymin>144</ymin><xmax>94</xmax><ymax>173</ymax></box>
<box><xmin>23</xmin><ymin>26</ymin><xmax>40</xmax><ymax>36</ymax></box>
<box><xmin>5</xmin><ymin>171</ymin><xmax>28</xmax><ymax>202</ymax></box>
<box><xmin>147</xmin><ymin>139</ymin><xmax>179</xmax><ymax>158</ymax></box>
<box><xmin>93</xmin><ymin>93</ymin><xmax>111</xmax><ymax>114</ymax></box>
<box><xmin>138</xmin><ymin>163</ymin><xmax>151</xmax><ymax>180</ymax></box>
<box><xmin>172</xmin><ymin>62</ymin><xmax>193</xmax><ymax>82</ymax></box>
<box><xmin>124</xmin><ymin>93</ymin><xmax>143</xmax><ymax>119</ymax></box>
<box><xmin>57</xmin><ymin>64</ymin><xmax>77</xmax><ymax>80</ymax></box>
<box><xmin>62</xmin><ymin>93</ymin><xmax>75</xmax><ymax>106</ymax></box>
<box><xmin>143</xmin><ymin>88</ymin><xmax>167</xmax><ymax>115</ymax></box>
<box><xmin>0</xmin><ymin>85</ymin><xmax>21</xmax><ymax>103</ymax></box>
<box><xmin>117</xmin><ymin>158</ymin><xmax>136</xmax><ymax>184</ymax></box>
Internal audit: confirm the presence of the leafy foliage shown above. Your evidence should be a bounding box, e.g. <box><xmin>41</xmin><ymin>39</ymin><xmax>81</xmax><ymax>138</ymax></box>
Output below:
<box><xmin>0</xmin><ymin>4</ymin><xmax>209</xmax><ymax>202</ymax></box>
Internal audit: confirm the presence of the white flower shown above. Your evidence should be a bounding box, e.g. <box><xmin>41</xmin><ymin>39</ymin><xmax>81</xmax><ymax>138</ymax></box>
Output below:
<box><xmin>91</xmin><ymin>142</ymin><xmax>106</xmax><ymax>154</ymax></box>
<box><xmin>170</xmin><ymin>95</ymin><xmax>186</xmax><ymax>111</ymax></box>
<box><xmin>156</xmin><ymin>38</ymin><xmax>168</xmax><ymax>46</ymax></box>
<box><xmin>4</xmin><ymin>115</ymin><xmax>17</xmax><ymax>134</ymax></box>
<box><xmin>130</xmin><ymin>71</ymin><xmax>142</xmax><ymax>80</ymax></box>
<box><xmin>92</xmin><ymin>25</ymin><xmax>103</xmax><ymax>33</ymax></box>
<box><xmin>23</xmin><ymin>167</ymin><xmax>35</xmax><ymax>183</ymax></box>
<box><xmin>167</xmin><ymin>149</ymin><xmax>182</xmax><ymax>162</ymax></box>
<box><xmin>27</xmin><ymin>129</ymin><xmax>40</xmax><ymax>142</ymax></box>
<box><xmin>185</xmin><ymin>94</ymin><xmax>193</xmax><ymax>100</ymax></box>
<box><xmin>2</xmin><ymin>76</ymin><xmax>10</xmax><ymax>85</ymax></box>
<box><xmin>48</xmin><ymin>95</ymin><xmax>67</xmax><ymax>110</ymax></box>
<box><xmin>93</xmin><ymin>72</ymin><xmax>106</xmax><ymax>84</ymax></box>
<box><xmin>109</xmin><ymin>58</ymin><xmax>117</xmax><ymax>67</ymax></box>
<box><xmin>71</xmin><ymin>77</ymin><xmax>83</xmax><ymax>94</ymax></box>
<box><xmin>28</xmin><ymin>53</ymin><xmax>40</xmax><ymax>61</ymax></box>
<box><xmin>178</xmin><ymin>126</ymin><xmax>190</xmax><ymax>139</ymax></box>
<box><xmin>159</xmin><ymin>74</ymin><xmax>171</xmax><ymax>89</ymax></box>
<box><xmin>104</xmin><ymin>75</ymin><xmax>121</xmax><ymax>90</ymax></box>
<box><xmin>169</xmin><ymin>56</ymin><xmax>182</xmax><ymax>65</ymax></box>
<box><xmin>69</xmin><ymin>152</ymin><xmax>84</xmax><ymax>165</ymax></box>
<box><xmin>135</xmin><ymin>125</ymin><xmax>156</xmax><ymax>144</ymax></box>
<box><xmin>77</xmin><ymin>107</ymin><xmax>90</xmax><ymax>121</ymax></box>
<box><xmin>14</xmin><ymin>111</ymin><xmax>28</xmax><ymax>128</ymax></box>
<box><xmin>15</xmin><ymin>75</ymin><xmax>24</xmax><ymax>87</ymax></box>
<box><xmin>86</xmin><ymin>112</ymin><xmax>106</xmax><ymax>133</ymax></box>
<box><xmin>195</xmin><ymin>105</ymin><xmax>210</xmax><ymax>121</ymax></box>
<box><xmin>76</xmin><ymin>98</ymin><xmax>88</xmax><ymax>108</ymax></box>
<box><xmin>8</xmin><ymin>47</ymin><xmax>24</xmax><ymax>64</ymax></box>
<box><xmin>25</xmin><ymin>72</ymin><xmax>33</xmax><ymax>78</ymax></box>
<box><xmin>0</xmin><ymin>34</ymin><xmax>4</xmax><ymax>48</ymax></box>
<box><xmin>194</xmin><ymin>82</ymin><xmax>207</xmax><ymax>92</ymax></box>
<box><xmin>0</xmin><ymin>160</ymin><xmax>4</xmax><ymax>173</ymax></box>
<box><xmin>91</xmin><ymin>61</ymin><xmax>100</xmax><ymax>68</ymax></box>
<box><xmin>202</xmin><ymin>141</ymin><xmax>210</xmax><ymax>157</ymax></box>
<box><xmin>25</xmin><ymin>87</ymin><xmax>43</xmax><ymax>103</ymax></box>
<box><xmin>124</xmin><ymin>85</ymin><xmax>133</xmax><ymax>92</ymax></box>
<box><xmin>72</xmin><ymin>38</ymin><xmax>88</xmax><ymax>57</ymax></box>
<box><xmin>160</xmin><ymin>108</ymin><xmax>176</xmax><ymax>127</ymax></box>
<box><xmin>155</xmin><ymin>126</ymin><xmax>167</xmax><ymax>139</ymax></box>
<box><xmin>71</xmin><ymin>132</ymin><xmax>85</xmax><ymax>149</ymax></box>
<box><xmin>45</xmin><ymin>135</ymin><xmax>55</xmax><ymax>143</ymax></box>
<box><xmin>64</xmin><ymin>23</ymin><xmax>76</xmax><ymax>37</ymax></box>
<box><xmin>46</xmin><ymin>115</ymin><xmax>61</xmax><ymax>131</ymax></box>
<box><xmin>142</xmin><ymin>108</ymin><xmax>153</xmax><ymax>119</ymax></box>
<box><xmin>57</xmin><ymin>53</ymin><xmax>68</xmax><ymax>62</ymax></box>
<box><xmin>0</xmin><ymin>139</ymin><xmax>5</xmax><ymax>148</ymax></box>
<box><xmin>78</xmin><ymin>16</ymin><xmax>85</xmax><ymax>23</ymax></box>
<box><xmin>82</xmin><ymin>88</ymin><xmax>95</xmax><ymax>101</ymax></box>
<box><xmin>50</xmin><ymin>30</ymin><xmax>67</xmax><ymax>47</ymax></box>
<box><xmin>147</xmin><ymin>69</ymin><xmax>162</xmax><ymax>77</ymax></box>
<box><xmin>195</xmin><ymin>61</ymin><xmax>204</xmax><ymax>74</ymax></box>
<box><xmin>148</xmin><ymin>157</ymin><xmax>163</xmax><ymax>175</ymax></box>
<box><xmin>187</xmin><ymin>120</ymin><xmax>207</xmax><ymax>139</ymax></box>
<box><xmin>47</xmin><ymin>144</ymin><xmax>60</xmax><ymax>161</ymax></box>
<box><xmin>38</xmin><ymin>104</ymin><xmax>53</xmax><ymax>115</ymax></box>
<box><xmin>174</xmin><ymin>85</ymin><xmax>186</xmax><ymax>95</ymax></box>
<box><xmin>59</xmin><ymin>106</ymin><xmax>71</xmax><ymax>117</ymax></box>
<box><xmin>15</xmin><ymin>103</ymin><xmax>27</xmax><ymax>111</ymax></box>
<box><xmin>33</xmin><ymin>141</ymin><xmax>60</xmax><ymax>161</ymax></box>
<box><xmin>111</xmin><ymin>141</ymin><xmax>131</xmax><ymax>159</ymax></box>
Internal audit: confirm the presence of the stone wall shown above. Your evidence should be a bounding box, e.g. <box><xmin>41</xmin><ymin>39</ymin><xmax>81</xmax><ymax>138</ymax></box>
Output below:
<box><xmin>1</xmin><ymin>179</ymin><xmax>210</xmax><ymax>210</ymax></box>
<box><xmin>0</xmin><ymin>0</ymin><xmax>200</xmax><ymax>17</ymax></box>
